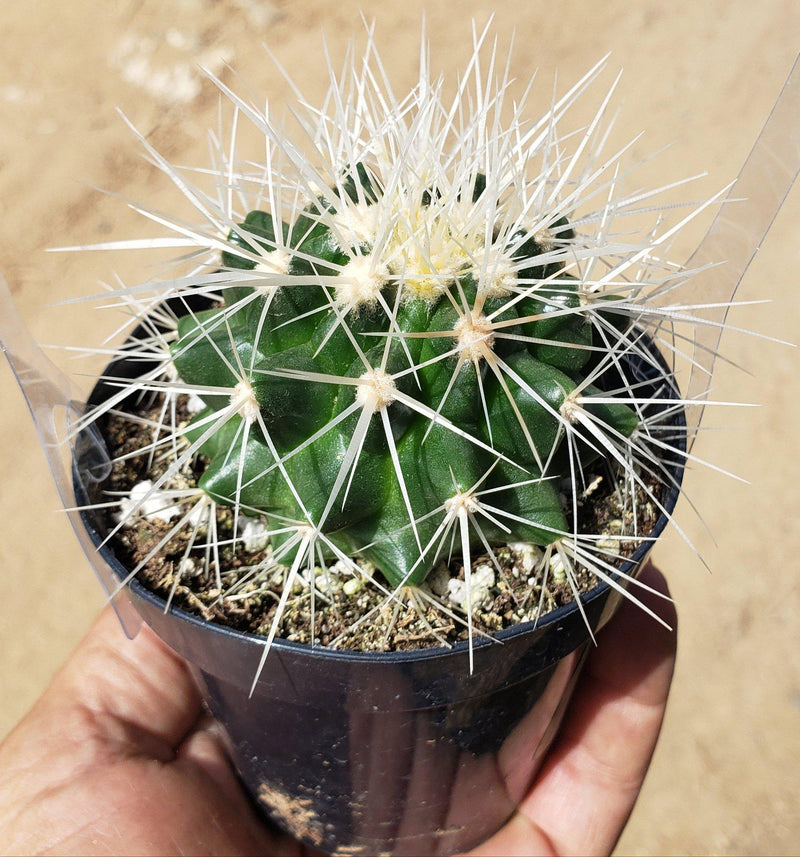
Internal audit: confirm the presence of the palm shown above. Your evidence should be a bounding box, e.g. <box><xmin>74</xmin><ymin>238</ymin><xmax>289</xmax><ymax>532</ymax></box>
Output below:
<box><xmin>0</xmin><ymin>610</ymin><xmax>300</xmax><ymax>856</ymax></box>
<box><xmin>7</xmin><ymin>747</ymin><xmax>300</xmax><ymax>856</ymax></box>
<box><xmin>0</xmin><ymin>564</ymin><xmax>675</xmax><ymax>856</ymax></box>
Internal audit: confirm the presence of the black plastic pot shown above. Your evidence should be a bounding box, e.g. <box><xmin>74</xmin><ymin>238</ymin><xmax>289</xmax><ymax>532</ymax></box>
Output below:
<box><xmin>76</xmin><ymin>332</ymin><xmax>685</xmax><ymax>856</ymax></box>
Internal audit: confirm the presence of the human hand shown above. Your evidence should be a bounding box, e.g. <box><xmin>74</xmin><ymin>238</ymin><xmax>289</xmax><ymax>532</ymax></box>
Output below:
<box><xmin>0</xmin><ymin>609</ymin><xmax>301</xmax><ymax>855</ymax></box>
<box><xmin>466</xmin><ymin>561</ymin><xmax>677</xmax><ymax>856</ymax></box>
<box><xmin>0</xmin><ymin>563</ymin><xmax>675</xmax><ymax>856</ymax></box>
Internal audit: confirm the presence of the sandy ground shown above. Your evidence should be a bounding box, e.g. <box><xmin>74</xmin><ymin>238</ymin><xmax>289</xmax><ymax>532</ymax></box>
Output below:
<box><xmin>1</xmin><ymin>1</ymin><xmax>798</xmax><ymax>854</ymax></box>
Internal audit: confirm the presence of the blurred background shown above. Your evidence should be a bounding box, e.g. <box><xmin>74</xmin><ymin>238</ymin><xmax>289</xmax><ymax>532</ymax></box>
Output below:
<box><xmin>1</xmin><ymin>2</ymin><xmax>798</xmax><ymax>853</ymax></box>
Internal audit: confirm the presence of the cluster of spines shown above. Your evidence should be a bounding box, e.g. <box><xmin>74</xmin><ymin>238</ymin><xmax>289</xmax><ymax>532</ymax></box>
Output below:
<box><xmin>64</xmin><ymin>29</ymin><xmax>736</xmax><ymax>666</ymax></box>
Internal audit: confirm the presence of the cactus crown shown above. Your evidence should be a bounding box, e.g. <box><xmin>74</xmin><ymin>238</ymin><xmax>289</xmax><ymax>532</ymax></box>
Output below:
<box><xmin>74</xmin><ymin>30</ymin><xmax>719</xmax><ymax>655</ymax></box>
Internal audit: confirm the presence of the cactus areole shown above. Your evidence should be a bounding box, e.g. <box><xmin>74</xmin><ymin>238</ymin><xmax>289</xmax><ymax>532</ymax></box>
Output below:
<box><xmin>170</xmin><ymin>169</ymin><xmax>639</xmax><ymax>592</ymax></box>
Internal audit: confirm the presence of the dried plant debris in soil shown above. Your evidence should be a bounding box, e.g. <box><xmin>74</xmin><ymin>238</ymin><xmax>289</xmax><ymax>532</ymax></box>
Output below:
<box><xmin>98</xmin><ymin>396</ymin><xmax>661</xmax><ymax>651</ymax></box>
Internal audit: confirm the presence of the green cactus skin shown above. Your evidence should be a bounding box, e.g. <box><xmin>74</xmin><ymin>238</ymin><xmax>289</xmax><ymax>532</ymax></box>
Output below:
<box><xmin>170</xmin><ymin>172</ymin><xmax>638</xmax><ymax>590</ymax></box>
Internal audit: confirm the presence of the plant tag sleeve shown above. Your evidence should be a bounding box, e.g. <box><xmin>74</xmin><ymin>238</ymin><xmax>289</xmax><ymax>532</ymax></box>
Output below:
<box><xmin>673</xmin><ymin>54</ymin><xmax>800</xmax><ymax>439</ymax></box>
<box><xmin>2</xmin><ymin>53</ymin><xmax>799</xmax><ymax>645</ymax></box>
<box><xmin>0</xmin><ymin>272</ymin><xmax>143</xmax><ymax>638</ymax></box>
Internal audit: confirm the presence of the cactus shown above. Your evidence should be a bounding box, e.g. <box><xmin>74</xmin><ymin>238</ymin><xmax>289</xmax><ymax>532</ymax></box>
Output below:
<box><xmin>71</xmin><ymin>31</ymin><xmax>724</xmax><ymax>657</ymax></box>
<box><xmin>171</xmin><ymin>177</ymin><xmax>638</xmax><ymax>591</ymax></box>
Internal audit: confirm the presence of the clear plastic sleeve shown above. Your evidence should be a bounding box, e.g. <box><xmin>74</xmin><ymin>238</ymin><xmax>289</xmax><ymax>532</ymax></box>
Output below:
<box><xmin>0</xmin><ymin>274</ymin><xmax>143</xmax><ymax>637</ymax></box>
<box><xmin>678</xmin><ymin>55</ymin><xmax>800</xmax><ymax>436</ymax></box>
<box><xmin>2</xmin><ymin>55</ymin><xmax>798</xmax><ymax>637</ymax></box>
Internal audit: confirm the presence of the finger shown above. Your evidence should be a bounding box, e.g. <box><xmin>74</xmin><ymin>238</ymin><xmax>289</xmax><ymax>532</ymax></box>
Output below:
<box><xmin>174</xmin><ymin>719</ymin><xmax>313</xmax><ymax>855</ymax></box>
<box><xmin>24</xmin><ymin>606</ymin><xmax>203</xmax><ymax>757</ymax></box>
<box><xmin>177</xmin><ymin>715</ymin><xmax>241</xmax><ymax>793</ymax></box>
<box><xmin>526</xmin><ymin>562</ymin><xmax>677</xmax><ymax>855</ymax></box>
<box><xmin>471</xmin><ymin>562</ymin><xmax>677</xmax><ymax>856</ymax></box>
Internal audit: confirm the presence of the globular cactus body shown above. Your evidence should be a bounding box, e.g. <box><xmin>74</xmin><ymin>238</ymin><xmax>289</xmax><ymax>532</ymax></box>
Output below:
<box><xmin>171</xmin><ymin>170</ymin><xmax>638</xmax><ymax>589</ymax></box>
